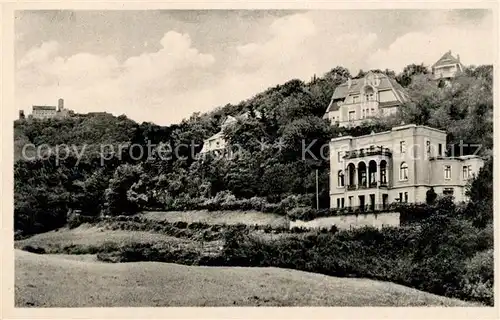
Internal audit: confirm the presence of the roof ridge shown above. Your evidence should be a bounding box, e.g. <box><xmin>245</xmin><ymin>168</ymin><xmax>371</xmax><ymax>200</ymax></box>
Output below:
<box><xmin>432</xmin><ymin>51</ymin><xmax>460</xmax><ymax>68</ymax></box>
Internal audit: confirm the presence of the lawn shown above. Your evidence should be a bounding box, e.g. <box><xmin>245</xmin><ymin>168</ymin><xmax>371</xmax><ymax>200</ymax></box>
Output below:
<box><xmin>15</xmin><ymin>250</ymin><xmax>477</xmax><ymax>307</ymax></box>
<box><xmin>143</xmin><ymin>210</ymin><xmax>289</xmax><ymax>228</ymax></box>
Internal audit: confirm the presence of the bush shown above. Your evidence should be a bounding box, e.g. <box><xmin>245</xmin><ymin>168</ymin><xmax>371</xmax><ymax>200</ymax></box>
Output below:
<box><xmin>68</xmin><ymin>214</ymin><xmax>99</xmax><ymax>229</ymax></box>
<box><xmin>287</xmin><ymin>207</ymin><xmax>317</xmax><ymax>221</ymax></box>
<box><xmin>22</xmin><ymin>245</ymin><xmax>46</xmax><ymax>254</ymax></box>
<box><xmin>262</xmin><ymin>203</ymin><xmax>284</xmax><ymax>215</ymax></box>
<box><xmin>290</xmin><ymin>226</ymin><xmax>309</xmax><ymax>233</ymax></box>
<box><xmin>426</xmin><ymin>187</ymin><xmax>437</xmax><ymax>204</ymax></box>
<box><xmin>172</xmin><ymin>221</ymin><xmax>188</xmax><ymax>229</ymax></box>
<box><xmin>171</xmin><ymin>194</ymin><xmax>197</xmax><ymax>211</ymax></box>
<box><xmin>460</xmin><ymin>249</ymin><xmax>493</xmax><ymax>305</ymax></box>
<box><xmin>103</xmin><ymin>242</ymin><xmax>211</xmax><ymax>266</ymax></box>
<box><xmin>279</xmin><ymin>194</ymin><xmax>311</xmax><ymax>211</ymax></box>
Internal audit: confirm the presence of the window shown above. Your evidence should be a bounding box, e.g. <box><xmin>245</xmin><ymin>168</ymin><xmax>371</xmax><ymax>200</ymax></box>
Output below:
<box><xmin>338</xmin><ymin>170</ymin><xmax>345</xmax><ymax>187</ymax></box>
<box><xmin>362</xmin><ymin>109</ymin><xmax>366</xmax><ymax>119</ymax></box>
<box><xmin>348</xmin><ymin>111</ymin><xmax>355</xmax><ymax>121</ymax></box>
<box><xmin>360</xmin><ymin>172</ymin><xmax>367</xmax><ymax>186</ymax></box>
<box><xmin>404</xmin><ymin>192</ymin><xmax>408</xmax><ymax>203</ymax></box>
<box><xmin>400</xmin><ymin>162</ymin><xmax>409</xmax><ymax>181</ymax></box>
<box><xmin>337</xmin><ymin>151</ymin><xmax>342</xmax><ymax>162</ymax></box>
<box><xmin>444</xmin><ymin>165</ymin><xmax>452</xmax><ymax>180</ymax></box>
<box><xmin>399</xmin><ymin>192</ymin><xmax>403</xmax><ymax>203</ymax></box>
<box><xmin>438</xmin><ymin>143</ymin><xmax>443</xmax><ymax>156</ymax></box>
<box><xmin>370</xmin><ymin>171</ymin><xmax>376</xmax><ymax>184</ymax></box>
<box><xmin>426</xmin><ymin>140</ymin><xmax>431</xmax><ymax>156</ymax></box>
<box><xmin>462</xmin><ymin>166</ymin><xmax>468</xmax><ymax>179</ymax></box>
<box><xmin>352</xmin><ymin>96</ymin><xmax>359</xmax><ymax>103</ymax></box>
<box><xmin>463</xmin><ymin>165</ymin><xmax>472</xmax><ymax>180</ymax></box>
<box><xmin>337</xmin><ymin>198</ymin><xmax>341</xmax><ymax>208</ymax></box>
<box><xmin>380</xmin><ymin>167</ymin><xmax>387</xmax><ymax>184</ymax></box>
<box><xmin>341</xmin><ymin>198</ymin><xmax>345</xmax><ymax>208</ymax></box>
<box><xmin>400</xmin><ymin>141</ymin><xmax>406</xmax><ymax>154</ymax></box>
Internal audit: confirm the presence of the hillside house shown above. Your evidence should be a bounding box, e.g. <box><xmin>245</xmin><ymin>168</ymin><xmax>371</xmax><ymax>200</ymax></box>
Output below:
<box><xmin>431</xmin><ymin>50</ymin><xmax>464</xmax><ymax>81</ymax></box>
<box><xmin>200</xmin><ymin>111</ymin><xmax>261</xmax><ymax>156</ymax></box>
<box><xmin>323</xmin><ymin>72</ymin><xmax>409</xmax><ymax>127</ymax></box>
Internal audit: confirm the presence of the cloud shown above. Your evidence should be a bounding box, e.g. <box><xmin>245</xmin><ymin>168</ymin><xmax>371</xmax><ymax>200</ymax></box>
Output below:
<box><xmin>367</xmin><ymin>13</ymin><xmax>494</xmax><ymax>71</ymax></box>
<box><xmin>16</xmin><ymin>31</ymin><xmax>216</xmax><ymax>124</ymax></box>
<box><xmin>16</xmin><ymin>10</ymin><xmax>494</xmax><ymax>125</ymax></box>
<box><xmin>224</xmin><ymin>13</ymin><xmax>379</xmax><ymax>100</ymax></box>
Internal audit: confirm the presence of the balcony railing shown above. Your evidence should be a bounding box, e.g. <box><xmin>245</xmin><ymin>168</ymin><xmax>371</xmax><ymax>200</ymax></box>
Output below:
<box><xmin>345</xmin><ymin>182</ymin><xmax>388</xmax><ymax>190</ymax></box>
<box><xmin>343</xmin><ymin>146</ymin><xmax>392</xmax><ymax>159</ymax></box>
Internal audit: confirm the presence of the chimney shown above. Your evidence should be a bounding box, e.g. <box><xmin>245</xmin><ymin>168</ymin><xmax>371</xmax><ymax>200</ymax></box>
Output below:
<box><xmin>19</xmin><ymin>110</ymin><xmax>25</xmax><ymax>119</ymax></box>
<box><xmin>58</xmin><ymin>98</ymin><xmax>64</xmax><ymax>112</ymax></box>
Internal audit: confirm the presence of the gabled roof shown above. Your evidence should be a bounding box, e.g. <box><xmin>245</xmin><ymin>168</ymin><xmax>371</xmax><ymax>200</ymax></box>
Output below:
<box><xmin>325</xmin><ymin>101</ymin><xmax>341</xmax><ymax>113</ymax></box>
<box><xmin>325</xmin><ymin>72</ymin><xmax>408</xmax><ymax>114</ymax></box>
<box><xmin>432</xmin><ymin>50</ymin><xmax>461</xmax><ymax>68</ymax></box>
<box><xmin>330</xmin><ymin>72</ymin><xmax>406</xmax><ymax>100</ymax></box>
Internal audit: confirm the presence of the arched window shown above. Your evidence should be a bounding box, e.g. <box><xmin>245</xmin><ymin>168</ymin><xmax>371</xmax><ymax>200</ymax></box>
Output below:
<box><xmin>338</xmin><ymin>170</ymin><xmax>344</xmax><ymax>187</ymax></box>
<box><xmin>380</xmin><ymin>160</ymin><xmax>387</xmax><ymax>185</ymax></box>
<box><xmin>358</xmin><ymin>162</ymin><xmax>367</xmax><ymax>187</ymax></box>
<box><xmin>368</xmin><ymin>160</ymin><xmax>377</xmax><ymax>186</ymax></box>
<box><xmin>347</xmin><ymin>163</ymin><xmax>356</xmax><ymax>187</ymax></box>
<box><xmin>400</xmin><ymin>162</ymin><xmax>409</xmax><ymax>181</ymax></box>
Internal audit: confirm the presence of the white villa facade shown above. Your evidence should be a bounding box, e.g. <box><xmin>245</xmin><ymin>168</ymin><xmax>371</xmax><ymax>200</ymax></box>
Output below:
<box><xmin>329</xmin><ymin>124</ymin><xmax>484</xmax><ymax>211</ymax></box>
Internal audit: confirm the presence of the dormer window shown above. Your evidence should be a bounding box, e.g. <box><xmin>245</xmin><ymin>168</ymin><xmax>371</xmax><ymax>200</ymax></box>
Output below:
<box><xmin>363</xmin><ymin>86</ymin><xmax>376</xmax><ymax>102</ymax></box>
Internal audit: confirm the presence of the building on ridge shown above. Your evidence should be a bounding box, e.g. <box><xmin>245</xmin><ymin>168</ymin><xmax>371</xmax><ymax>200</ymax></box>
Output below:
<box><xmin>31</xmin><ymin>98</ymin><xmax>71</xmax><ymax>120</ymax></box>
<box><xmin>199</xmin><ymin>111</ymin><xmax>261</xmax><ymax>156</ymax></box>
<box><xmin>323</xmin><ymin>71</ymin><xmax>409</xmax><ymax>127</ymax></box>
<box><xmin>329</xmin><ymin>124</ymin><xmax>484</xmax><ymax>211</ymax></box>
<box><xmin>431</xmin><ymin>50</ymin><xmax>464</xmax><ymax>81</ymax></box>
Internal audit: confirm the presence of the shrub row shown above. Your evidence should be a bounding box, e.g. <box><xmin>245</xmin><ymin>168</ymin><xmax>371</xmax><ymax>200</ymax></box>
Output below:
<box><xmin>22</xmin><ymin>241</ymin><xmax>121</xmax><ymax>255</ymax></box>
<box><xmin>286</xmin><ymin>204</ymin><xmax>401</xmax><ymax>221</ymax></box>
<box><xmin>96</xmin><ymin>243</ymin><xmax>216</xmax><ymax>265</ymax></box>
<box><xmin>286</xmin><ymin>198</ymin><xmax>462</xmax><ymax>223</ymax></box>
<box><xmin>148</xmin><ymin>191</ymin><xmax>313</xmax><ymax>216</ymax></box>
<box><xmin>215</xmin><ymin>215</ymin><xmax>493</xmax><ymax>305</ymax></box>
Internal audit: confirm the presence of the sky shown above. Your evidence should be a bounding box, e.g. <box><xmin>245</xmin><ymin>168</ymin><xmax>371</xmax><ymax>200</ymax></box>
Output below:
<box><xmin>15</xmin><ymin>9</ymin><xmax>495</xmax><ymax>125</ymax></box>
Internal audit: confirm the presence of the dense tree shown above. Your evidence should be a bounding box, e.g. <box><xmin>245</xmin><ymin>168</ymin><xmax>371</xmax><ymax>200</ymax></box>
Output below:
<box><xmin>104</xmin><ymin>164</ymin><xmax>145</xmax><ymax>216</ymax></box>
<box><xmin>13</xmin><ymin>62</ymin><xmax>494</xmax><ymax>235</ymax></box>
<box><xmin>396</xmin><ymin>63</ymin><xmax>429</xmax><ymax>87</ymax></box>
